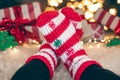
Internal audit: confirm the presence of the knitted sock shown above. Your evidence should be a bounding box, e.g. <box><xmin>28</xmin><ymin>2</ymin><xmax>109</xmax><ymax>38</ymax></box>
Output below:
<box><xmin>60</xmin><ymin>7</ymin><xmax>83</xmax><ymax>38</ymax></box>
<box><xmin>11</xmin><ymin>59</ymin><xmax>50</xmax><ymax>80</ymax></box>
<box><xmin>80</xmin><ymin>64</ymin><xmax>120</xmax><ymax>80</ymax></box>
<box><xmin>37</xmin><ymin>7</ymin><xmax>101</xmax><ymax>80</ymax></box>
<box><xmin>26</xmin><ymin>40</ymin><xmax>58</xmax><ymax>80</ymax></box>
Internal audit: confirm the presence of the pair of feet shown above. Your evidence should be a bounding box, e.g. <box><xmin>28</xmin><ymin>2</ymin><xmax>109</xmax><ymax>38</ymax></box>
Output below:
<box><xmin>26</xmin><ymin>7</ymin><xmax>100</xmax><ymax>80</ymax></box>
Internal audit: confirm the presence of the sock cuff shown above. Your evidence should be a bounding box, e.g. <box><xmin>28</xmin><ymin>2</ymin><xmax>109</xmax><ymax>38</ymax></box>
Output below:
<box><xmin>70</xmin><ymin>57</ymin><xmax>101</xmax><ymax>80</ymax></box>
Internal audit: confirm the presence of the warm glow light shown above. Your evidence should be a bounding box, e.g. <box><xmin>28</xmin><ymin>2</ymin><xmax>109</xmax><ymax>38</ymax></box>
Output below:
<box><xmin>101</xmin><ymin>39</ymin><xmax>105</xmax><ymax>42</ymax></box>
<box><xmin>88</xmin><ymin>3</ymin><xmax>99</xmax><ymax>12</ymax></box>
<box><xmin>13</xmin><ymin>48</ymin><xmax>18</xmax><ymax>52</ymax></box>
<box><xmin>89</xmin><ymin>45</ymin><xmax>93</xmax><ymax>48</ymax></box>
<box><xmin>83</xmin><ymin>0</ymin><xmax>91</xmax><ymax>6</ymax></box>
<box><xmin>45</xmin><ymin>7</ymin><xmax>55</xmax><ymax>11</ymax></box>
<box><xmin>117</xmin><ymin>0</ymin><xmax>120</xmax><ymax>4</ymax></box>
<box><xmin>97</xmin><ymin>43</ymin><xmax>100</xmax><ymax>48</ymax></box>
<box><xmin>109</xmin><ymin>8</ymin><xmax>117</xmax><ymax>16</ymax></box>
<box><xmin>96</xmin><ymin>3</ymin><xmax>103</xmax><ymax>8</ymax></box>
<box><xmin>92</xmin><ymin>0</ymin><xmax>97</xmax><ymax>3</ymax></box>
<box><xmin>78</xmin><ymin>3</ymin><xmax>83</xmax><ymax>9</ymax></box>
<box><xmin>19</xmin><ymin>41</ymin><xmax>22</xmax><ymax>43</ymax></box>
<box><xmin>74</xmin><ymin>2</ymin><xmax>79</xmax><ymax>8</ymax></box>
<box><xmin>89</xmin><ymin>39</ymin><xmax>92</xmax><ymax>43</ymax></box>
<box><xmin>66</xmin><ymin>2</ymin><xmax>72</xmax><ymax>7</ymax></box>
<box><xmin>57</xmin><ymin>0</ymin><xmax>63</xmax><ymax>3</ymax></box>
<box><xmin>49</xmin><ymin>0</ymin><xmax>59</xmax><ymax>7</ymax></box>
<box><xmin>70</xmin><ymin>5</ymin><xmax>75</xmax><ymax>9</ymax></box>
<box><xmin>85</xmin><ymin>11</ymin><xmax>94</xmax><ymax>19</ymax></box>
<box><xmin>70</xmin><ymin>0</ymin><xmax>75</xmax><ymax>2</ymax></box>
<box><xmin>104</xmin><ymin>26</ymin><xmax>109</xmax><ymax>31</ymax></box>
<box><xmin>89</xmin><ymin>18</ymin><xmax>96</xmax><ymax>22</ymax></box>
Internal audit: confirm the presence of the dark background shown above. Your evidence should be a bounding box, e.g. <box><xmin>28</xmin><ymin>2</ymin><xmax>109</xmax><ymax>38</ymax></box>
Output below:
<box><xmin>0</xmin><ymin>0</ymin><xmax>120</xmax><ymax>16</ymax></box>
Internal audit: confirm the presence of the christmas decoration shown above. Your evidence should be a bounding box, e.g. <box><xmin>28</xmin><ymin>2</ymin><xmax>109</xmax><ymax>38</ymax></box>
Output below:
<box><xmin>106</xmin><ymin>38</ymin><xmax>120</xmax><ymax>47</ymax></box>
<box><xmin>0</xmin><ymin>31</ymin><xmax>18</xmax><ymax>51</ymax></box>
<box><xmin>0</xmin><ymin>2</ymin><xmax>43</xmax><ymax>44</ymax></box>
<box><xmin>0</xmin><ymin>16</ymin><xmax>36</xmax><ymax>44</ymax></box>
<box><xmin>95</xmin><ymin>8</ymin><xmax>120</xmax><ymax>35</ymax></box>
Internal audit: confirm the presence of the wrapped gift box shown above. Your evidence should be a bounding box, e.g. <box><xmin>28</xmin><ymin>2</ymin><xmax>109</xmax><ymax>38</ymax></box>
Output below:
<box><xmin>88</xmin><ymin>22</ymin><xmax>104</xmax><ymax>40</ymax></box>
<box><xmin>0</xmin><ymin>2</ymin><xmax>44</xmax><ymax>43</ymax></box>
<box><xmin>95</xmin><ymin>8</ymin><xmax>120</xmax><ymax>34</ymax></box>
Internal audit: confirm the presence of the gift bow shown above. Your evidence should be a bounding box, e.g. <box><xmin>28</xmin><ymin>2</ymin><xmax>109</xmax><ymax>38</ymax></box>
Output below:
<box><xmin>0</xmin><ymin>6</ymin><xmax>37</xmax><ymax>43</ymax></box>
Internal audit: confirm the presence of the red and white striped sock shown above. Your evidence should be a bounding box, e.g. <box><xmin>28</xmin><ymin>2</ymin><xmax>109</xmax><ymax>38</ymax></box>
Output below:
<box><xmin>26</xmin><ymin>40</ymin><xmax>58</xmax><ymax>80</ymax></box>
<box><xmin>60</xmin><ymin>7</ymin><xmax>83</xmax><ymax>38</ymax></box>
<box><xmin>37</xmin><ymin>7</ymin><xmax>101</xmax><ymax>80</ymax></box>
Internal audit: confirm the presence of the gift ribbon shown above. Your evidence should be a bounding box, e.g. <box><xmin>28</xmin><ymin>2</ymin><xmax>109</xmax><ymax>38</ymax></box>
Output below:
<box><xmin>0</xmin><ymin>6</ymin><xmax>37</xmax><ymax>44</ymax></box>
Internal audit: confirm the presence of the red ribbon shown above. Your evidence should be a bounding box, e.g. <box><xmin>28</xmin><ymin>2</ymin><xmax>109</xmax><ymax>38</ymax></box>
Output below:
<box><xmin>0</xmin><ymin>6</ymin><xmax>37</xmax><ymax>44</ymax></box>
<box><xmin>114</xmin><ymin>20</ymin><xmax>120</xmax><ymax>35</ymax></box>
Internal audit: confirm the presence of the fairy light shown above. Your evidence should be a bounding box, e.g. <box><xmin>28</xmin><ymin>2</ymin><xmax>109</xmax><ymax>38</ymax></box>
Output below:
<box><xmin>19</xmin><ymin>41</ymin><xmax>22</xmax><ymax>44</ymax></box>
<box><xmin>89</xmin><ymin>39</ymin><xmax>92</xmax><ymax>43</ymax></box>
<box><xmin>74</xmin><ymin>1</ymin><xmax>79</xmax><ymax>8</ymax></box>
<box><xmin>78</xmin><ymin>3</ymin><xmax>83</xmax><ymax>9</ymax></box>
<box><xmin>88</xmin><ymin>4</ymin><xmax>99</xmax><ymax>12</ymax></box>
<box><xmin>104</xmin><ymin>26</ymin><xmax>109</xmax><ymax>31</ymax></box>
<box><xmin>101</xmin><ymin>39</ymin><xmax>105</xmax><ymax>43</ymax></box>
<box><xmin>49</xmin><ymin>0</ymin><xmax>59</xmax><ymax>7</ymax></box>
<box><xmin>57</xmin><ymin>0</ymin><xmax>63</xmax><ymax>4</ymax></box>
<box><xmin>96</xmin><ymin>2</ymin><xmax>103</xmax><ymax>8</ymax></box>
<box><xmin>13</xmin><ymin>48</ymin><xmax>18</xmax><ymax>52</ymax></box>
<box><xmin>109</xmin><ymin>8</ymin><xmax>117</xmax><ymax>16</ymax></box>
<box><xmin>93</xmin><ymin>38</ymin><xmax>97</xmax><ymax>44</ymax></box>
<box><xmin>96</xmin><ymin>43</ymin><xmax>100</xmax><ymax>48</ymax></box>
<box><xmin>85</xmin><ymin>11</ymin><xmax>94</xmax><ymax>19</ymax></box>
<box><xmin>89</xmin><ymin>18</ymin><xmax>96</xmax><ymax>22</ymax></box>
<box><xmin>32</xmin><ymin>40</ymin><xmax>39</xmax><ymax>44</ymax></box>
<box><xmin>66</xmin><ymin>2</ymin><xmax>72</xmax><ymax>7</ymax></box>
<box><xmin>10</xmin><ymin>46</ymin><xmax>13</xmax><ymax>49</ymax></box>
<box><xmin>83</xmin><ymin>0</ymin><xmax>91</xmax><ymax>6</ymax></box>
<box><xmin>45</xmin><ymin>7</ymin><xmax>55</xmax><ymax>11</ymax></box>
<box><xmin>70</xmin><ymin>0</ymin><xmax>75</xmax><ymax>2</ymax></box>
<box><xmin>117</xmin><ymin>0</ymin><xmax>120</xmax><ymax>4</ymax></box>
<box><xmin>92</xmin><ymin>0</ymin><xmax>97</xmax><ymax>3</ymax></box>
<box><xmin>89</xmin><ymin>45</ymin><xmax>93</xmax><ymax>48</ymax></box>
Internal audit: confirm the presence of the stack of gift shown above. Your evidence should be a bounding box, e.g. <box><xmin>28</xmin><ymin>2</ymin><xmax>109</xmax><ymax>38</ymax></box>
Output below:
<box><xmin>95</xmin><ymin>8</ymin><xmax>120</xmax><ymax>35</ymax></box>
<box><xmin>0</xmin><ymin>1</ymin><xmax>43</xmax><ymax>46</ymax></box>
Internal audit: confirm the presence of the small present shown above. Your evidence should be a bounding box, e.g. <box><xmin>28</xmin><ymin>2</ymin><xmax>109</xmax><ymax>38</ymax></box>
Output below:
<box><xmin>0</xmin><ymin>2</ymin><xmax>43</xmax><ymax>44</ymax></box>
<box><xmin>95</xmin><ymin>8</ymin><xmax>120</xmax><ymax>35</ymax></box>
<box><xmin>88</xmin><ymin>22</ymin><xmax>104</xmax><ymax>40</ymax></box>
<box><xmin>75</xmin><ymin>9</ymin><xmax>94</xmax><ymax>40</ymax></box>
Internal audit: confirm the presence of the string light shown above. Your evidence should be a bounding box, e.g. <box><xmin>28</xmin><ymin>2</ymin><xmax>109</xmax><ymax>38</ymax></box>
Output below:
<box><xmin>66</xmin><ymin>2</ymin><xmax>72</xmax><ymax>7</ymax></box>
<box><xmin>78</xmin><ymin>3</ymin><xmax>83</xmax><ymax>9</ymax></box>
<box><xmin>57</xmin><ymin>0</ymin><xmax>63</xmax><ymax>4</ymax></box>
<box><xmin>74</xmin><ymin>1</ymin><xmax>79</xmax><ymax>8</ymax></box>
<box><xmin>117</xmin><ymin>0</ymin><xmax>120</xmax><ymax>4</ymax></box>
<box><xmin>109</xmin><ymin>8</ymin><xmax>117</xmax><ymax>16</ymax></box>
<box><xmin>45</xmin><ymin>7</ymin><xmax>55</xmax><ymax>11</ymax></box>
<box><xmin>85</xmin><ymin>11</ymin><xmax>94</xmax><ymax>19</ymax></box>
<box><xmin>48</xmin><ymin>0</ymin><xmax>59</xmax><ymax>7</ymax></box>
<box><xmin>104</xmin><ymin>26</ymin><xmax>109</xmax><ymax>31</ymax></box>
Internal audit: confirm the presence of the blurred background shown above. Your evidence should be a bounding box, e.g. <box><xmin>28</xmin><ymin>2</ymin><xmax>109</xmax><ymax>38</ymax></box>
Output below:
<box><xmin>0</xmin><ymin>0</ymin><xmax>120</xmax><ymax>26</ymax></box>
